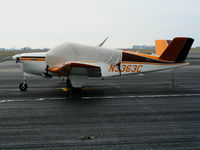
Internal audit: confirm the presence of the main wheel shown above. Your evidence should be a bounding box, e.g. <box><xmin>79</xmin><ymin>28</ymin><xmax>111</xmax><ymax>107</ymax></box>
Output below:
<box><xmin>19</xmin><ymin>82</ymin><xmax>28</xmax><ymax>91</ymax></box>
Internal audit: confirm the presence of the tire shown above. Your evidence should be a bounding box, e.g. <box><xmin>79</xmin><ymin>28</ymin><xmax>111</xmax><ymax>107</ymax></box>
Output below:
<box><xmin>19</xmin><ymin>82</ymin><xmax>28</xmax><ymax>91</ymax></box>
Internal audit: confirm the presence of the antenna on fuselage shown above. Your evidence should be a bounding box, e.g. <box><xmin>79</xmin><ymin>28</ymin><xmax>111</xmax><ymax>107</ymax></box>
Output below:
<box><xmin>98</xmin><ymin>37</ymin><xmax>109</xmax><ymax>47</ymax></box>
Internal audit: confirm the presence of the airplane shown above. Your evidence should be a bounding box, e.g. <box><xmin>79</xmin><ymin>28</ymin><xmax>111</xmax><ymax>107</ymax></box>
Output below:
<box><xmin>12</xmin><ymin>37</ymin><xmax>194</xmax><ymax>91</ymax></box>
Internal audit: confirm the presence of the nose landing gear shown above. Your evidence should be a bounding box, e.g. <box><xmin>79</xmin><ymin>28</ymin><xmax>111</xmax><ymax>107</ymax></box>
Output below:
<box><xmin>19</xmin><ymin>73</ymin><xmax>28</xmax><ymax>91</ymax></box>
<box><xmin>19</xmin><ymin>82</ymin><xmax>28</xmax><ymax>91</ymax></box>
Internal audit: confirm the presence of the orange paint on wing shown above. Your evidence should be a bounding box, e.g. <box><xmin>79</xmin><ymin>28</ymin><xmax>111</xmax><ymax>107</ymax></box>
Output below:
<box><xmin>48</xmin><ymin>68</ymin><xmax>59</xmax><ymax>72</ymax></box>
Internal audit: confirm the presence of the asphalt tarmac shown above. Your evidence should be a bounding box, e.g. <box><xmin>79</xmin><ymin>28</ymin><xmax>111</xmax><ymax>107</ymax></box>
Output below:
<box><xmin>0</xmin><ymin>53</ymin><xmax>200</xmax><ymax>150</ymax></box>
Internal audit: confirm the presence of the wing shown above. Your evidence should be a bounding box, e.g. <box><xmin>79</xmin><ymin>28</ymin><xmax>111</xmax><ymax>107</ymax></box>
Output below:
<box><xmin>48</xmin><ymin>61</ymin><xmax>102</xmax><ymax>77</ymax></box>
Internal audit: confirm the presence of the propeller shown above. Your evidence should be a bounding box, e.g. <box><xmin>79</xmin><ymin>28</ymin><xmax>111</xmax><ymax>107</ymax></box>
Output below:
<box><xmin>98</xmin><ymin>37</ymin><xmax>109</xmax><ymax>47</ymax></box>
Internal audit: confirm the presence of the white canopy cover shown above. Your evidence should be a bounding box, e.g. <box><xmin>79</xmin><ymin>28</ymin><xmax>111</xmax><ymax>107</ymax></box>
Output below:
<box><xmin>46</xmin><ymin>42</ymin><xmax>122</xmax><ymax>67</ymax></box>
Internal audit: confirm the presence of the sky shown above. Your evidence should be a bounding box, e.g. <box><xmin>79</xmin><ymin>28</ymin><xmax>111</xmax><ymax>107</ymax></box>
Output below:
<box><xmin>0</xmin><ymin>0</ymin><xmax>199</xmax><ymax>49</ymax></box>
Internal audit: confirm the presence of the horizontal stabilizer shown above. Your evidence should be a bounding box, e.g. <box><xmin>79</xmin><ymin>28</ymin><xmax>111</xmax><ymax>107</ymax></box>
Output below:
<box><xmin>155</xmin><ymin>40</ymin><xmax>171</xmax><ymax>56</ymax></box>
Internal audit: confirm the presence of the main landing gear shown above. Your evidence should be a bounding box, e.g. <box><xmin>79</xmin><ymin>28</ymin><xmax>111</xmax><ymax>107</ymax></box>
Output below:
<box><xmin>66</xmin><ymin>78</ymin><xmax>81</xmax><ymax>93</ymax></box>
<box><xmin>19</xmin><ymin>73</ymin><xmax>28</xmax><ymax>91</ymax></box>
<box><xmin>66</xmin><ymin>78</ymin><xmax>73</xmax><ymax>89</ymax></box>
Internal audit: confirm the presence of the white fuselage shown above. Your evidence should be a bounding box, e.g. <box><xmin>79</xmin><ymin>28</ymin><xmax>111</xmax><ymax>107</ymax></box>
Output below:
<box><xmin>17</xmin><ymin>52</ymin><xmax>188</xmax><ymax>77</ymax></box>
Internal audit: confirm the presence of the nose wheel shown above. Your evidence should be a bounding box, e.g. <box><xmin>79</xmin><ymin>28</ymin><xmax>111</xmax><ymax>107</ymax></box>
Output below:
<box><xmin>19</xmin><ymin>82</ymin><xmax>28</xmax><ymax>91</ymax></box>
<box><xmin>19</xmin><ymin>73</ymin><xmax>28</xmax><ymax>91</ymax></box>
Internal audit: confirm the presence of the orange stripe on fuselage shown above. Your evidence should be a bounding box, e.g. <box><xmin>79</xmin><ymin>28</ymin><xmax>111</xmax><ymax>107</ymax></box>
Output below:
<box><xmin>20</xmin><ymin>58</ymin><xmax>46</xmax><ymax>61</ymax></box>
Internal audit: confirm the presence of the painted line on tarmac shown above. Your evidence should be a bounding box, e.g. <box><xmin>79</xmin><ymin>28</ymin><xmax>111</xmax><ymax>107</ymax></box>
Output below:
<box><xmin>0</xmin><ymin>97</ymin><xmax>66</xmax><ymax>103</ymax></box>
<box><xmin>82</xmin><ymin>94</ymin><xmax>200</xmax><ymax>100</ymax></box>
<box><xmin>0</xmin><ymin>99</ymin><xmax>26</xmax><ymax>103</ymax></box>
<box><xmin>0</xmin><ymin>94</ymin><xmax>200</xmax><ymax>103</ymax></box>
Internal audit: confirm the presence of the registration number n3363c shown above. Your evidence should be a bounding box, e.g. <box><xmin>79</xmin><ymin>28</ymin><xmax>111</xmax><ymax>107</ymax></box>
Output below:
<box><xmin>109</xmin><ymin>64</ymin><xmax>143</xmax><ymax>73</ymax></box>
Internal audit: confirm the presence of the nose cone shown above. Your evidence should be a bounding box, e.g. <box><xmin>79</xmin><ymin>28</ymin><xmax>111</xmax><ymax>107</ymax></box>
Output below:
<box><xmin>12</xmin><ymin>54</ymin><xmax>20</xmax><ymax>60</ymax></box>
<box><xmin>12</xmin><ymin>54</ymin><xmax>21</xmax><ymax>63</ymax></box>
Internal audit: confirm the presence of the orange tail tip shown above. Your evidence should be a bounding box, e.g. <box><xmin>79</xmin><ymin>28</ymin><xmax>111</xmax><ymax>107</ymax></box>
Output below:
<box><xmin>158</xmin><ymin>37</ymin><xmax>194</xmax><ymax>62</ymax></box>
<box><xmin>155</xmin><ymin>40</ymin><xmax>171</xmax><ymax>56</ymax></box>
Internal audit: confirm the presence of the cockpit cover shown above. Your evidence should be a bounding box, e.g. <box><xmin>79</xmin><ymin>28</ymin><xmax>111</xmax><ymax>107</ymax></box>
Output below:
<box><xmin>46</xmin><ymin>42</ymin><xmax>122</xmax><ymax>67</ymax></box>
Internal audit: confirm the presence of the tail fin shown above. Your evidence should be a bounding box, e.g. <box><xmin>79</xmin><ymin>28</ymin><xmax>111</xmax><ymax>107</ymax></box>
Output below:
<box><xmin>158</xmin><ymin>37</ymin><xmax>194</xmax><ymax>62</ymax></box>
